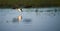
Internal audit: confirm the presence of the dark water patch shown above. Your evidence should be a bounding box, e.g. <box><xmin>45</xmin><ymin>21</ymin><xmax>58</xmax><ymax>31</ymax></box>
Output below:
<box><xmin>35</xmin><ymin>9</ymin><xmax>38</xmax><ymax>12</ymax></box>
<box><xmin>6</xmin><ymin>20</ymin><xmax>9</xmax><ymax>23</ymax></box>
<box><xmin>12</xmin><ymin>18</ymin><xmax>18</xmax><ymax>23</ymax></box>
<box><xmin>40</xmin><ymin>11</ymin><xmax>43</xmax><ymax>12</ymax></box>
<box><xmin>49</xmin><ymin>13</ymin><xmax>56</xmax><ymax>16</ymax></box>
<box><xmin>23</xmin><ymin>18</ymin><xmax>32</xmax><ymax>23</ymax></box>
<box><xmin>54</xmin><ymin>9</ymin><xmax>57</xmax><ymax>12</ymax></box>
<box><xmin>46</xmin><ymin>10</ymin><xmax>54</xmax><ymax>12</ymax></box>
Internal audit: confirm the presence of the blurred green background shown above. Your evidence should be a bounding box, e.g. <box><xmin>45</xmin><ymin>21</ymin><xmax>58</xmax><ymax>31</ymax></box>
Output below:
<box><xmin>0</xmin><ymin>0</ymin><xmax>60</xmax><ymax>8</ymax></box>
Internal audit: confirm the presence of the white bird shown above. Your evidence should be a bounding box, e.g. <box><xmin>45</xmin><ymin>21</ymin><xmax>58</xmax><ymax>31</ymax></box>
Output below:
<box><xmin>17</xmin><ymin>8</ymin><xmax>22</xmax><ymax>12</ymax></box>
<box><xmin>17</xmin><ymin>8</ymin><xmax>23</xmax><ymax>23</ymax></box>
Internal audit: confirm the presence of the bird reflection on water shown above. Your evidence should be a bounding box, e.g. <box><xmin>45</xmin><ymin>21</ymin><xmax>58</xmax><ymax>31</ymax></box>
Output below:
<box><xmin>35</xmin><ymin>9</ymin><xmax>39</xmax><ymax>15</ymax></box>
<box><xmin>12</xmin><ymin>8</ymin><xmax>23</xmax><ymax>23</ymax></box>
<box><xmin>12</xmin><ymin>15</ymin><xmax>22</xmax><ymax>23</ymax></box>
<box><xmin>17</xmin><ymin>15</ymin><xmax>22</xmax><ymax>23</ymax></box>
<box><xmin>17</xmin><ymin>8</ymin><xmax>23</xmax><ymax>23</ymax></box>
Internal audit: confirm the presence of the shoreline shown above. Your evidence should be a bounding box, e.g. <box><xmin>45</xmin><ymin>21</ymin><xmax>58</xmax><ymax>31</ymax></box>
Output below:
<box><xmin>0</xmin><ymin>7</ymin><xmax>60</xmax><ymax>9</ymax></box>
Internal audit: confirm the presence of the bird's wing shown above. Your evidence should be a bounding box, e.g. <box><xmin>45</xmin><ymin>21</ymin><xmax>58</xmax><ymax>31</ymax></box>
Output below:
<box><xmin>17</xmin><ymin>9</ymin><xmax>21</xmax><ymax>12</ymax></box>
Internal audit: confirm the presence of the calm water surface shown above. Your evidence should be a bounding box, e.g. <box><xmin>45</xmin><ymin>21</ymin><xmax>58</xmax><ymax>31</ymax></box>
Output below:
<box><xmin>0</xmin><ymin>8</ymin><xmax>60</xmax><ymax>31</ymax></box>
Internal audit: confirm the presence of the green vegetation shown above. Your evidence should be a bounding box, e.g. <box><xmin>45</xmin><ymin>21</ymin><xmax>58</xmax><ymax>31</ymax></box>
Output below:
<box><xmin>0</xmin><ymin>0</ymin><xmax>60</xmax><ymax>8</ymax></box>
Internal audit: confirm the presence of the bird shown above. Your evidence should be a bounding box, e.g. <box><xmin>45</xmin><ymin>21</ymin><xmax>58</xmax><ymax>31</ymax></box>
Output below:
<box><xmin>17</xmin><ymin>8</ymin><xmax>23</xmax><ymax>23</ymax></box>
<box><xmin>16</xmin><ymin>8</ymin><xmax>22</xmax><ymax>12</ymax></box>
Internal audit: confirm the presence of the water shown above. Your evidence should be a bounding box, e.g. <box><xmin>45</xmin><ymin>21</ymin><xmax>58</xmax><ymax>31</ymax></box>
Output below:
<box><xmin>0</xmin><ymin>8</ymin><xmax>60</xmax><ymax>31</ymax></box>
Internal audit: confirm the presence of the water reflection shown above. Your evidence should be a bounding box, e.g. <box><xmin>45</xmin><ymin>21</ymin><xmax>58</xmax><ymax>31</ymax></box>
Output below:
<box><xmin>17</xmin><ymin>15</ymin><xmax>22</xmax><ymax>22</ymax></box>
<box><xmin>12</xmin><ymin>18</ymin><xmax>18</xmax><ymax>23</ymax></box>
<box><xmin>40</xmin><ymin>10</ymin><xmax>43</xmax><ymax>12</ymax></box>
<box><xmin>23</xmin><ymin>18</ymin><xmax>32</xmax><ymax>23</ymax></box>
<box><xmin>16</xmin><ymin>8</ymin><xmax>22</xmax><ymax>23</ymax></box>
<box><xmin>0</xmin><ymin>8</ymin><xmax>60</xmax><ymax>31</ymax></box>
<box><xmin>4</xmin><ymin>8</ymin><xmax>60</xmax><ymax>24</ymax></box>
<box><xmin>0</xmin><ymin>8</ymin><xmax>60</xmax><ymax>23</ymax></box>
<box><xmin>12</xmin><ymin>17</ymin><xmax>32</xmax><ymax>24</ymax></box>
<box><xmin>46</xmin><ymin>9</ymin><xmax>55</xmax><ymax>16</ymax></box>
<box><xmin>35</xmin><ymin>9</ymin><xmax>39</xmax><ymax>15</ymax></box>
<box><xmin>54</xmin><ymin>8</ymin><xmax>57</xmax><ymax>12</ymax></box>
<box><xmin>35</xmin><ymin>9</ymin><xmax>38</xmax><ymax>12</ymax></box>
<box><xmin>48</xmin><ymin>9</ymin><xmax>58</xmax><ymax>16</ymax></box>
<box><xmin>6</xmin><ymin>20</ymin><xmax>9</xmax><ymax>23</ymax></box>
<box><xmin>46</xmin><ymin>10</ymin><xmax>54</xmax><ymax>12</ymax></box>
<box><xmin>12</xmin><ymin>15</ymin><xmax>22</xmax><ymax>23</ymax></box>
<box><xmin>35</xmin><ymin>8</ymin><xmax>60</xmax><ymax>16</ymax></box>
